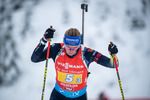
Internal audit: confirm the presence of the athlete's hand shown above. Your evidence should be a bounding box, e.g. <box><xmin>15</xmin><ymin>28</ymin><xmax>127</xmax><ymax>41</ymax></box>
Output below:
<box><xmin>40</xmin><ymin>26</ymin><xmax>55</xmax><ymax>45</ymax></box>
<box><xmin>44</xmin><ymin>27</ymin><xmax>55</xmax><ymax>40</ymax></box>
<box><xmin>108</xmin><ymin>42</ymin><xmax>118</xmax><ymax>55</ymax></box>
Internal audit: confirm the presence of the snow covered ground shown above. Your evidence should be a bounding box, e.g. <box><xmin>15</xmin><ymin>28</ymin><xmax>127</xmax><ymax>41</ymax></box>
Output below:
<box><xmin>0</xmin><ymin>0</ymin><xmax>150</xmax><ymax>100</ymax></box>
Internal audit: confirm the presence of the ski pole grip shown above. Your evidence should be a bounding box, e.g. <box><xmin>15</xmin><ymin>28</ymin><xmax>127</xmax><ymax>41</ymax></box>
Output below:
<box><xmin>110</xmin><ymin>41</ymin><xmax>113</xmax><ymax>45</ymax></box>
<box><xmin>81</xmin><ymin>4</ymin><xmax>88</xmax><ymax>12</ymax></box>
<box><xmin>46</xmin><ymin>25</ymin><xmax>53</xmax><ymax>59</ymax></box>
<box><xmin>49</xmin><ymin>25</ymin><xmax>55</xmax><ymax>32</ymax></box>
<box><xmin>110</xmin><ymin>41</ymin><xmax>114</xmax><ymax>49</ymax></box>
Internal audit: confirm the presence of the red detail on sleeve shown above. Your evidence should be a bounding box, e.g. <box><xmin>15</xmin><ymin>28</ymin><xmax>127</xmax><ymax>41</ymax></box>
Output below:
<box><xmin>60</xmin><ymin>43</ymin><xmax>64</xmax><ymax>48</ymax></box>
<box><xmin>87</xmin><ymin>49</ymin><xmax>94</xmax><ymax>52</ymax></box>
<box><xmin>36</xmin><ymin>45</ymin><xmax>38</xmax><ymax>48</ymax></box>
<box><xmin>94</xmin><ymin>53</ymin><xmax>102</xmax><ymax>62</ymax></box>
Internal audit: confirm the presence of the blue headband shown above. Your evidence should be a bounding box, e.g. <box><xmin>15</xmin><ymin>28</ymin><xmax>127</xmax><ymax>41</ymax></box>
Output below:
<box><xmin>64</xmin><ymin>35</ymin><xmax>81</xmax><ymax>46</ymax></box>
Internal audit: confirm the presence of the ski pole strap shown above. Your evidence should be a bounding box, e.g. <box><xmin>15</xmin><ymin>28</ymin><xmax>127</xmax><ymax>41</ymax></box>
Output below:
<box><xmin>110</xmin><ymin>55</ymin><xmax>119</xmax><ymax>68</ymax></box>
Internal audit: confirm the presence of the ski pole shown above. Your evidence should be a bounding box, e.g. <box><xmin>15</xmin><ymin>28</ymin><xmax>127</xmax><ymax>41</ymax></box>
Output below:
<box><xmin>110</xmin><ymin>42</ymin><xmax>125</xmax><ymax>100</ymax></box>
<box><xmin>81</xmin><ymin>4</ymin><xmax>89</xmax><ymax>100</ymax></box>
<box><xmin>41</xmin><ymin>26</ymin><xmax>53</xmax><ymax>100</ymax></box>
<box><xmin>81</xmin><ymin>3</ymin><xmax>90</xmax><ymax>74</ymax></box>
<box><xmin>81</xmin><ymin>3</ymin><xmax>88</xmax><ymax>44</ymax></box>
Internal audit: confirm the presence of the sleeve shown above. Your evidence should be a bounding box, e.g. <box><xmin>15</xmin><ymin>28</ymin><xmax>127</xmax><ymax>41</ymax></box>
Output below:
<box><xmin>84</xmin><ymin>48</ymin><xmax>118</xmax><ymax>68</ymax></box>
<box><xmin>31</xmin><ymin>43</ymin><xmax>61</xmax><ymax>63</ymax></box>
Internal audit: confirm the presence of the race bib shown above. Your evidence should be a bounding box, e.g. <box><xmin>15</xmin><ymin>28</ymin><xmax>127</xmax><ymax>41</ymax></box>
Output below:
<box><xmin>57</xmin><ymin>71</ymin><xmax>82</xmax><ymax>84</ymax></box>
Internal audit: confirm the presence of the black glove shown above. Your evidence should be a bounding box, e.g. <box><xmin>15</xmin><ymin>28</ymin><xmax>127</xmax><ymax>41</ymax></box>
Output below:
<box><xmin>44</xmin><ymin>27</ymin><xmax>55</xmax><ymax>39</ymax></box>
<box><xmin>108</xmin><ymin>42</ymin><xmax>118</xmax><ymax>55</ymax></box>
<box><xmin>40</xmin><ymin>27</ymin><xmax>55</xmax><ymax>45</ymax></box>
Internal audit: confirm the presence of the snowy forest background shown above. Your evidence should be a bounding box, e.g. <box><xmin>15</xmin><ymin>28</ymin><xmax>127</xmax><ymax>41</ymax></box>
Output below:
<box><xmin>0</xmin><ymin>0</ymin><xmax>150</xmax><ymax>100</ymax></box>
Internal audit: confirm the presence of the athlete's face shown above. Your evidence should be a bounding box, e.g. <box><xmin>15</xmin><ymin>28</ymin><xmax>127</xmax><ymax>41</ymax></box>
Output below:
<box><xmin>65</xmin><ymin>45</ymin><xmax>79</xmax><ymax>56</ymax></box>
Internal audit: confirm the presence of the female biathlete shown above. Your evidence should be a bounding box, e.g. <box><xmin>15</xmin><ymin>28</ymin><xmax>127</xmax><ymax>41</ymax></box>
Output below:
<box><xmin>31</xmin><ymin>27</ymin><xmax>118</xmax><ymax>100</ymax></box>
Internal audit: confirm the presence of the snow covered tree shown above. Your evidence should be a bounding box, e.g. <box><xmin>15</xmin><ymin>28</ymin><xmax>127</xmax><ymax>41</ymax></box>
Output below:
<box><xmin>0</xmin><ymin>0</ymin><xmax>40</xmax><ymax>86</ymax></box>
